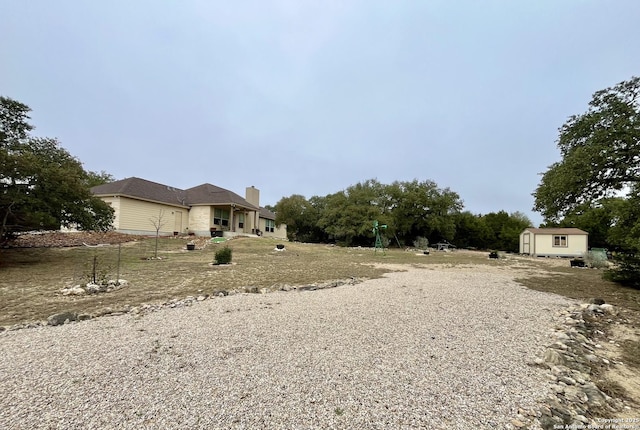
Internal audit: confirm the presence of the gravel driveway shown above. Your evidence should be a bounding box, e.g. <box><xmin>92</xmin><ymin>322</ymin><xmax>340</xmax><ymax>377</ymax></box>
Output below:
<box><xmin>0</xmin><ymin>265</ymin><xmax>573</xmax><ymax>429</ymax></box>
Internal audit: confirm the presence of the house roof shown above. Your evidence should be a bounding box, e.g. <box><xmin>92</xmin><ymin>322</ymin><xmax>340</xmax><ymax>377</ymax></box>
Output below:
<box><xmin>91</xmin><ymin>177</ymin><xmax>258</xmax><ymax>210</ymax></box>
<box><xmin>184</xmin><ymin>183</ymin><xmax>258</xmax><ymax>210</ymax></box>
<box><xmin>259</xmin><ymin>207</ymin><xmax>276</xmax><ymax>220</ymax></box>
<box><xmin>523</xmin><ymin>228</ymin><xmax>588</xmax><ymax>235</ymax></box>
<box><xmin>91</xmin><ymin>177</ymin><xmax>188</xmax><ymax>207</ymax></box>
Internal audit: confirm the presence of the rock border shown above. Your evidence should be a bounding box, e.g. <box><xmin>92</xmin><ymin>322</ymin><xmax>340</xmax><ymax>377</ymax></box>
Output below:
<box><xmin>512</xmin><ymin>301</ymin><xmax>636</xmax><ymax>429</ymax></box>
<box><xmin>0</xmin><ymin>277</ymin><xmax>364</xmax><ymax>333</ymax></box>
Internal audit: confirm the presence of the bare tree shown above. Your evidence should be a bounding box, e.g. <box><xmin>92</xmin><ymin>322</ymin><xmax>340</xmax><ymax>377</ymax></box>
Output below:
<box><xmin>149</xmin><ymin>209</ymin><xmax>167</xmax><ymax>258</ymax></box>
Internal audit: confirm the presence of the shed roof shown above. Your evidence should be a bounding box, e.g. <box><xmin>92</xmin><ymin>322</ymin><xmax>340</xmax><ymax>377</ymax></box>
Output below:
<box><xmin>523</xmin><ymin>228</ymin><xmax>588</xmax><ymax>235</ymax></box>
<box><xmin>91</xmin><ymin>177</ymin><xmax>188</xmax><ymax>207</ymax></box>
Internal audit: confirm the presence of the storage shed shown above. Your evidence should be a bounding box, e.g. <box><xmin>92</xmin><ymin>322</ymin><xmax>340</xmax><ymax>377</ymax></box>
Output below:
<box><xmin>519</xmin><ymin>228</ymin><xmax>588</xmax><ymax>258</ymax></box>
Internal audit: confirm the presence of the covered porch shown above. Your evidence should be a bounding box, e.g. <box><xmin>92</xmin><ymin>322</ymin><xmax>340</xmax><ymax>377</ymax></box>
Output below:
<box><xmin>207</xmin><ymin>203</ymin><xmax>260</xmax><ymax>237</ymax></box>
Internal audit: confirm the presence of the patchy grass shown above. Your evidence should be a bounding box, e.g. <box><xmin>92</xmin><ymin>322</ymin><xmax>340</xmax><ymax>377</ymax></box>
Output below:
<box><xmin>0</xmin><ymin>237</ymin><xmax>492</xmax><ymax>326</ymax></box>
<box><xmin>595</xmin><ymin>377</ymin><xmax>628</xmax><ymax>399</ymax></box>
<box><xmin>2</xmin><ymin>237</ymin><xmax>639</xmax><ymax>337</ymax></box>
<box><xmin>2</xmin><ymin>238</ymin><xmax>639</xmax><ymax>327</ymax></box>
<box><xmin>515</xmin><ymin>267</ymin><xmax>640</xmax><ymax>312</ymax></box>
<box><xmin>621</xmin><ymin>339</ymin><xmax>640</xmax><ymax>369</ymax></box>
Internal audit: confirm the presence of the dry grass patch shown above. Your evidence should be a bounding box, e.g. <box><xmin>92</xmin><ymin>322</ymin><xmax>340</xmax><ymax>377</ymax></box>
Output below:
<box><xmin>0</xmin><ymin>237</ymin><xmax>496</xmax><ymax>326</ymax></box>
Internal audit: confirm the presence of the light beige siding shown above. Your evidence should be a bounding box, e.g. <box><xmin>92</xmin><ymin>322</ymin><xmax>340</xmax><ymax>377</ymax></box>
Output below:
<box><xmin>100</xmin><ymin>196</ymin><xmax>121</xmax><ymax>229</ymax></box>
<box><xmin>533</xmin><ymin>233</ymin><xmax>587</xmax><ymax>257</ymax></box>
<box><xmin>118</xmin><ymin>198</ymin><xmax>187</xmax><ymax>235</ymax></box>
<box><xmin>520</xmin><ymin>230</ymin><xmax>588</xmax><ymax>257</ymax></box>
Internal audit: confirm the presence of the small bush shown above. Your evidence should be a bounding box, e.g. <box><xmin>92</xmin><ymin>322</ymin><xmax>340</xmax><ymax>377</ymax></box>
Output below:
<box><xmin>214</xmin><ymin>246</ymin><xmax>233</xmax><ymax>264</ymax></box>
<box><xmin>380</xmin><ymin>236</ymin><xmax>390</xmax><ymax>248</ymax></box>
<box><xmin>583</xmin><ymin>251</ymin><xmax>609</xmax><ymax>269</ymax></box>
<box><xmin>413</xmin><ymin>237</ymin><xmax>429</xmax><ymax>250</ymax></box>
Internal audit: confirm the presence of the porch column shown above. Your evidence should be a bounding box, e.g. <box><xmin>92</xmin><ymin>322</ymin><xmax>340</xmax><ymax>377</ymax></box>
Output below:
<box><xmin>254</xmin><ymin>211</ymin><xmax>259</xmax><ymax>234</ymax></box>
<box><xmin>229</xmin><ymin>206</ymin><xmax>234</xmax><ymax>232</ymax></box>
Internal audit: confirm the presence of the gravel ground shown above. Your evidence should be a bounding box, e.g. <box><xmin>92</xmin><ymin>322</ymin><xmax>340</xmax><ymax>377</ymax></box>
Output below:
<box><xmin>0</xmin><ymin>265</ymin><xmax>574</xmax><ymax>429</ymax></box>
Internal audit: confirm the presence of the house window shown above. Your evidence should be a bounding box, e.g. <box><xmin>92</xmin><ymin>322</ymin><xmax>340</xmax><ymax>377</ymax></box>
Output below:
<box><xmin>265</xmin><ymin>219</ymin><xmax>275</xmax><ymax>233</ymax></box>
<box><xmin>213</xmin><ymin>208</ymin><xmax>229</xmax><ymax>227</ymax></box>
<box><xmin>238</xmin><ymin>213</ymin><xmax>244</xmax><ymax>229</ymax></box>
<box><xmin>553</xmin><ymin>235</ymin><xmax>568</xmax><ymax>247</ymax></box>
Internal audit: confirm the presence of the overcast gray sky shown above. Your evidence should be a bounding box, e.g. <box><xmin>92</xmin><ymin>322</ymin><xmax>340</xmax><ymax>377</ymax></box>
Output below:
<box><xmin>2</xmin><ymin>1</ymin><xmax>639</xmax><ymax>226</ymax></box>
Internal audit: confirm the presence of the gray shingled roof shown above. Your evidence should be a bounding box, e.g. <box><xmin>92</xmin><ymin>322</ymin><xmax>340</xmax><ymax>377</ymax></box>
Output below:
<box><xmin>259</xmin><ymin>207</ymin><xmax>276</xmax><ymax>220</ymax></box>
<box><xmin>91</xmin><ymin>177</ymin><xmax>258</xmax><ymax>210</ymax></box>
<box><xmin>91</xmin><ymin>177</ymin><xmax>258</xmax><ymax>209</ymax></box>
<box><xmin>523</xmin><ymin>228</ymin><xmax>588</xmax><ymax>235</ymax></box>
<box><xmin>185</xmin><ymin>184</ymin><xmax>258</xmax><ymax>210</ymax></box>
<box><xmin>91</xmin><ymin>177</ymin><xmax>188</xmax><ymax>207</ymax></box>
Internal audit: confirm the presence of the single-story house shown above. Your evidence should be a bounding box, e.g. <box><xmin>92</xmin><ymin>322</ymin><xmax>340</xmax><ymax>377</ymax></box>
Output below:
<box><xmin>519</xmin><ymin>227</ymin><xmax>588</xmax><ymax>258</ymax></box>
<box><xmin>91</xmin><ymin>177</ymin><xmax>287</xmax><ymax>239</ymax></box>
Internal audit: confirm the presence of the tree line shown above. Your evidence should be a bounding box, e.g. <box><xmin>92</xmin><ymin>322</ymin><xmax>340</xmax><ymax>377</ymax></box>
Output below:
<box><xmin>273</xmin><ymin>179</ymin><xmax>532</xmax><ymax>251</ymax></box>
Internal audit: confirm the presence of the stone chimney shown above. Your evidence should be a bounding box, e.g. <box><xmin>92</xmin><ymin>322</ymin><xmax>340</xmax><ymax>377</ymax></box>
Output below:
<box><xmin>245</xmin><ymin>186</ymin><xmax>260</xmax><ymax>207</ymax></box>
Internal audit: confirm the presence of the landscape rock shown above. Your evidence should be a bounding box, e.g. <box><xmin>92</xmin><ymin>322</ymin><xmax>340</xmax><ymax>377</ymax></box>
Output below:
<box><xmin>599</xmin><ymin>303</ymin><xmax>615</xmax><ymax>314</ymax></box>
<box><xmin>529</xmin><ymin>302</ymin><xmax>629</xmax><ymax>428</ymax></box>
<box><xmin>543</xmin><ymin>349</ymin><xmax>565</xmax><ymax>365</ymax></box>
<box><xmin>47</xmin><ymin>312</ymin><xmax>78</xmax><ymax>326</ymax></box>
<box><xmin>60</xmin><ymin>286</ymin><xmax>86</xmax><ymax>296</ymax></box>
<box><xmin>586</xmin><ymin>304</ymin><xmax>603</xmax><ymax>313</ymax></box>
<box><xmin>59</xmin><ymin>279</ymin><xmax>128</xmax><ymax>296</ymax></box>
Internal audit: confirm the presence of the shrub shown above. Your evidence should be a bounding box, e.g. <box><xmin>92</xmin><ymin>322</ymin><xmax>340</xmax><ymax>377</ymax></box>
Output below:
<box><xmin>380</xmin><ymin>236</ymin><xmax>390</xmax><ymax>248</ymax></box>
<box><xmin>214</xmin><ymin>246</ymin><xmax>233</xmax><ymax>265</ymax></box>
<box><xmin>413</xmin><ymin>237</ymin><xmax>429</xmax><ymax>250</ymax></box>
<box><xmin>604</xmin><ymin>252</ymin><xmax>640</xmax><ymax>288</ymax></box>
<box><xmin>583</xmin><ymin>250</ymin><xmax>609</xmax><ymax>269</ymax></box>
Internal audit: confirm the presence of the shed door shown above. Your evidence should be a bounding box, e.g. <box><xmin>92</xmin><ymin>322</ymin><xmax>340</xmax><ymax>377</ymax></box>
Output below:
<box><xmin>523</xmin><ymin>233</ymin><xmax>530</xmax><ymax>254</ymax></box>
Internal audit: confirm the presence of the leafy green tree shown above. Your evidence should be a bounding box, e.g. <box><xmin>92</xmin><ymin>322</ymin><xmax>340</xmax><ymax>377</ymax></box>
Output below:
<box><xmin>274</xmin><ymin>194</ymin><xmax>308</xmax><ymax>241</ymax></box>
<box><xmin>318</xmin><ymin>180</ymin><xmax>389</xmax><ymax>246</ymax></box>
<box><xmin>555</xmin><ymin>198</ymin><xmax>627</xmax><ymax>248</ymax></box>
<box><xmin>274</xmin><ymin>194</ymin><xmax>326</xmax><ymax>242</ymax></box>
<box><xmin>0</xmin><ymin>96</ymin><xmax>114</xmax><ymax>240</ymax></box>
<box><xmin>453</xmin><ymin>211</ymin><xmax>492</xmax><ymax>249</ymax></box>
<box><xmin>500</xmin><ymin>211</ymin><xmax>532</xmax><ymax>252</ymax></box>
<box><xmin>85</xmin><ymin>170</ymin><xmax>116</xmax><ymax>188</ymax></box>
<box><xmin>387</xmin><ymin>179</ymin><xmax>463</xmax><ymax>245</ymax></box>
<box><xmin>533</xmin><ymin>77</ymin><xmax>640</xmax><ymax>286</ymax></box>
<box><xmin>604</xmin><ymin>190</ymin><xmax>640</xmax><ymax>287</ymax></box>
<box><xmin>533</xmin><ymin>77</ymin><xmax>640</xmax><ymax>222</ymax></box>
<box><xmin>482</xmin><ymin>211</ymin><xmax>531</xmax><ymax>252</ymax></box>
<box><xmin>606</xmin><ymin>192</ymin><xmax>640</xmax><ymax>251</ymax></box>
